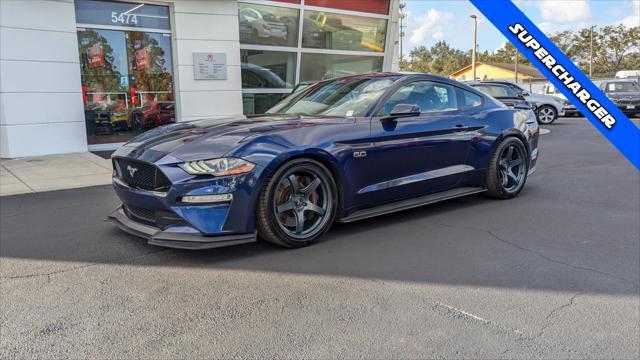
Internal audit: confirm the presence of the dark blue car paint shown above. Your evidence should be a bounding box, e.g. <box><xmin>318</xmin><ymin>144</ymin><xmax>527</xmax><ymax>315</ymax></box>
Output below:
<box><xmin>111</xmin><ymin>73</ymin><xmax>539</xmax><ymax>241</ymax></box>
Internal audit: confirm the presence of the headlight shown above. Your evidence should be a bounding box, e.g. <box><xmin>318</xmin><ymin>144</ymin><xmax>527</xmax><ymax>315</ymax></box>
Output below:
<box><xmin>610</xmin><ymin>98</ymin><xmax>621</xmax><ymax>104</ymax></box>
<box><xmin>179</xmin><ymin>157</ymin><xmax>255</xmax><ymax>176</ymax></box>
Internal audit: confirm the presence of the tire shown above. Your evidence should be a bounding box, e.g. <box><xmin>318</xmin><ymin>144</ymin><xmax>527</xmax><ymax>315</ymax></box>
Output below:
<box><xmin>486</xmin><ymin>137</ymin><xmax>529</xmax><ymax>199</ymax></box>
<box><xmin>536</xmin><ymin>105</ymin><xmax>557</xmax><ymax>125</ymax></box>
<box><xmin>257</xmin><ymin>158</ymin><xmax>338</xmax><ymax>248</ymax></box>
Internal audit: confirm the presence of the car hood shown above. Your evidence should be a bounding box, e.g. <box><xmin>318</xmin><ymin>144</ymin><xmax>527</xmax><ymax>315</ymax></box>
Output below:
<box><xmin>607</xmin><ymin>92</ymin><xmax>640</xmax><ymax>99</ymax></box>
<box><xmin>114</xmin><ymin>114</ymin><xmax>348</xmax><ymax>162</ymax></box>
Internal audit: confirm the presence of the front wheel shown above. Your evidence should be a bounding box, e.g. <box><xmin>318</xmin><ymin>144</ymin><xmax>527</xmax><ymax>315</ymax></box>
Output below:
<box><xmin>536</xmin><ymin>105</ymin><xmax>557</xmax><ymax>125</ymax></box>
<box><xmin>257</xmin><ymin>159</ymin><xmax>338</xmax><ymax>248</ymax></box>
<box><xmin>486</xmin><ymin>137</ymin><xmax>529</xmax><ymax>199</ymax></box>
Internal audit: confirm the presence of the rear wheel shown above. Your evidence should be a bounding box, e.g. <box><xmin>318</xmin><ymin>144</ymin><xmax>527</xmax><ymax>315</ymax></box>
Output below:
<box><xmin>486</xmin><ymin>137</ymin><xmax>529</xmax><ymax>199</ymax></box>
<box><xmin>536</xmin><ymin>105</ymin><xmax>557</xmax><ymax>125</ymax></box>
<box><xmin>257</xmin><ymin>159</ymin><xmax>337</xmax><ymax>248</ymax></box>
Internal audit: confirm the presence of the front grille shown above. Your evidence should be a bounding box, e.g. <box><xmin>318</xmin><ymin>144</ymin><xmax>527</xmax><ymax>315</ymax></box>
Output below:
<box><xmin>125</xmin><ymin>204</ymin><xmax>155</xmax><ymax>223</ymax></box>
<box><xmin>617</xmin><ymin>99</ymin><xmax>640</xmax><ymax>106</ymax></box>
<box><xmin>123</xmin><ymin>204</ymin><xmax>187</xmax><ymax>228</ymax></box>
<box><xmin>113</xmin><ymin>158</ymin><xmax>171</xmax><ymax>191</ymax></box>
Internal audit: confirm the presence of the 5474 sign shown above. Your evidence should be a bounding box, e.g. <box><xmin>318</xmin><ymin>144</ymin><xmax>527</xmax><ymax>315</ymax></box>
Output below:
<box><xmin>111</xmin><ymin>11</ymin><xmax>138</xmax><ymax>26</ymax></box>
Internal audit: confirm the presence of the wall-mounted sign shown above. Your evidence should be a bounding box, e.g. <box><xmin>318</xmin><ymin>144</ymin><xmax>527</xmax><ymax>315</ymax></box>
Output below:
<box><xmin>75</xmin><ymin>0</ymin><xmax>170</xmax><ymax>30</ymax></box>
<box><xmin>193</xmin><ymin>53</ymin><xmax>227</xmax><ymax>80</ymax></box>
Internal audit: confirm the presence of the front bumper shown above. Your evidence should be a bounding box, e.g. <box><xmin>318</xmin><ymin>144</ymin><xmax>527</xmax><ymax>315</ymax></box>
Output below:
<box><xmin>108</xmin><ymin>207</ymin><xmax>256</xmax><ymax>250</ymax></box>
<box><xmin>109</xmin><ymin>151</ymin><xmax>267</xmax><ymax>250</ymax></box>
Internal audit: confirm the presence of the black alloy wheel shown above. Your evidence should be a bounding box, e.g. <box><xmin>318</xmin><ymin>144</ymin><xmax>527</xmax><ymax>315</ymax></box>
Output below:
<box><xmin>257</xmin><ymin>159</ymin><xmax>337</xmax><ymax>248</ymax></box>
<box><xmin>486</xmin><ymin>137</ymin><xmax>529</xmax><ymax>199</ymax></box>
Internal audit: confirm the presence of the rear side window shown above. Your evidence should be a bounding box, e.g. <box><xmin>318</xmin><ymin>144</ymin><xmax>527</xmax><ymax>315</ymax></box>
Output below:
<box><xmin>459</xmin><ymin>89</ymin><xmax>483</xmax><ymax>110</ymax></box>
<box><xmin>382</xmin><ymin>81</ymin><xmax>458</xmax><ymax>115</ymax></box>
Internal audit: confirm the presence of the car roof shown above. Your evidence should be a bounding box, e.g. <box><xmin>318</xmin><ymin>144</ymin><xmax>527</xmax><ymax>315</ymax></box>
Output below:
<box><xmin>467</xmin><ymin>82</ymin><xmax>511</xmax><ymax>88</ymax></box>
<box><xmin>603</xmin><ymin>79</ymin><xmax>638</xmax><ymax>83</ymax></box>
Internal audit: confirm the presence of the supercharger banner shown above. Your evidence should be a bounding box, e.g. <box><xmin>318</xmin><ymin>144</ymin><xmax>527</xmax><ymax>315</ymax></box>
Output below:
<box><xmin>470</xmin><ymin>0</ymin><xmax>640</xmax><ymax>171</ymax></box>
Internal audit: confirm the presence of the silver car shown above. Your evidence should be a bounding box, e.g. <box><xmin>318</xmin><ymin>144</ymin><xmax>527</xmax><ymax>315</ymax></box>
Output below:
<box><xmin>481</xmin><ymin>81</ymin><xmax>565</xmax><ymax>124</ymax></box>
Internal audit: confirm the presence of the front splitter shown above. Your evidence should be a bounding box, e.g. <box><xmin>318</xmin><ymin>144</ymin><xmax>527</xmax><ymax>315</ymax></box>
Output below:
<box><xmin>108</xmin><ymin>207</ymin><xmax>257</xmax><ymax>250</ymax></box>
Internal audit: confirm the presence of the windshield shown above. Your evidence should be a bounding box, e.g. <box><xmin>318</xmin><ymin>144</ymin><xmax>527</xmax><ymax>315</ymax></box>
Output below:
<box><xmin>604</xmin><ymin>82</ymin><xmax>640</xmax><ymax>93</ymax></box>
<box><xmin>267</xmin><ymin>77</ymin><xmax>398</xmax><ymax>117</ymax></box>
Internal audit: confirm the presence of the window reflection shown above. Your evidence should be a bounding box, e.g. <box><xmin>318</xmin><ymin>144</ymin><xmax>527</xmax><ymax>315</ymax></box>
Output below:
<box><xmin>302</xmin><ymin>10</ymin><xmax>387</xmax><ymax>52</ymax></box>
<box><xmin>78</xmin><ymin>29</ymin><xmax>174</xmax><ymax>145</ymax></box>
<box><xmin>238</xmin><ymin>3</ymin><xmax>299</xmax><ymax>47</ymax></box>
<box><xmin>299</xmin><ymin>53</ymin><xmax>383</xmax><ymax>82</ymax></box>
<box><xmin>241</xmin><ymin>50</ymin><xmax>296</xmax><ymax>88</ymax></box>
<box><xmin>243</xmin><ymin>93</ymin><xmax>288</xmax><ymax>115</ymax></box>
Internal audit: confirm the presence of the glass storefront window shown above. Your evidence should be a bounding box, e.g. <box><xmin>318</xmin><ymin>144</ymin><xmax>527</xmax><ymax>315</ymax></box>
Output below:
<box><xmin>77</xmin><ymin>28</ymin><xmax>174</xmax><ymax>145</ymax></box>
<box><xmin>243</xmin><ymin>93</ymin><xmax>288</xmax><ymax>115</ymax></box>
<box><xmin>238</xmin><ymin>3</ymin><xmax>299</xmax><ymax>47</ymax></box>
<box><xmin>241</xmin><ymin>50</ymin><xmax>296</xmax><ymax>88</ymax></box>
<box><xmin>302</xmin><ymin>10</ymin><xmax>387</xmax><ymax>52</ymax></box>
<box><xmin>76</xmin><ymin>1</ymin><xmax>174</xmax><ymax>146</ymax></box>
<box><xmin>75</xmin><ymin>0</ymin><xmax>170</xmax><ymax>30</ymax></box>
<box><xmin>299</xmin><ymin>53</ymin><xmax>383</xmax><ymax>82</ymax></box>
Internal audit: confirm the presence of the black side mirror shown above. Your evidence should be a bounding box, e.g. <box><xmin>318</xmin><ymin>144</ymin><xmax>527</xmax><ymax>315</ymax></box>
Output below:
<box><xmin>382</xmin><ymin>104</ymin><xmax>421</xmax><ymax>121</ymax></box>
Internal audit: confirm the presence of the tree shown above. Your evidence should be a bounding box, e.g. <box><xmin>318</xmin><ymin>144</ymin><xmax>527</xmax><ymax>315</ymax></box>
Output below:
<box><xmin>402</xmin><ymin>41</ymin><xmax>469</xmax><ymax>76</ymax></box>
<box><xmin>401</xmin><ymin>24</ymin><xmax>640</xmax><ymax>78</ymax></box>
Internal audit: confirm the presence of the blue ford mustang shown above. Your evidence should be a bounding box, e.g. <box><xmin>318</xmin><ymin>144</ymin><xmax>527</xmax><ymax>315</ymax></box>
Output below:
<box><xmin>109</xmin><ymin>73</ymin><xmax>539</xmax><ymax>249</ymax></box>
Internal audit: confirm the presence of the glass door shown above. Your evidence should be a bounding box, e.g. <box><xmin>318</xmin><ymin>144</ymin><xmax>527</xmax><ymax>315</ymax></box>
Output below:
<box><xmin>75</xmin><ymin>0</ymin><xmax>174</xmax><ymax>147</ymax></box>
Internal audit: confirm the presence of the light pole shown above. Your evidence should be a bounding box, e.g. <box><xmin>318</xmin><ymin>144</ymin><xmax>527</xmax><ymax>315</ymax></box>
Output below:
<box><xmin>514</xmin><ymin>47</ymin><xmax>518</xmax><ymax>83</ymax></box>
<box><xmin>589</xmin><ymin>25</ymin><xmax>596</xmax><ymax>77</ymax></box>
<box><xmin>399</xmin><ymin>2</ymin><xmax>407</xmax><ymax>64</ymax></box>
<box><xmin>470</xmin><ymin>15</ymin><xmax>478</xmax><ymax>81</ymax></box>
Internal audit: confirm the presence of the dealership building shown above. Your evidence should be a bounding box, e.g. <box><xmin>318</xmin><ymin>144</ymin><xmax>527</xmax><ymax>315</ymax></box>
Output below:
<box><xmin>0</xmin><ymin>0</ymin><xmax>400</xmax><ymax>158</ymax></box>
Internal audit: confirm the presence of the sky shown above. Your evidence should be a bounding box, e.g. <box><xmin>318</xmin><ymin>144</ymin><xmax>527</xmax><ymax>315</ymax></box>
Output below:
<box><xmin>401</xmin><ymin>0</ymin><xmax>640</xmax><ymax>56</ymax></box>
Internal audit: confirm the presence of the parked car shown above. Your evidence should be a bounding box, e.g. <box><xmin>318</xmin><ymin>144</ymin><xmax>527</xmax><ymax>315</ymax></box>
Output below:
<box><xmin>241</xmin><ymin>63</ymin><xmax>289</xmax><ymax>89</ymax></box>
<box><xmin>480</xmin><ymin>81</ymin><xmax>565</xmax><ymax>124</ymax></box>
<box><xmin>131</xmin><ymin>102</ymin><xmax>159</xmax><ymax>131</ymax></box>
<box><xmin>540</xmin><ymin>84</ymin><xmax>581</xmax><ymax>117</ymax></box>
<box><xmin>155</xmin><ymin>101</ymin><xmax>176</xmax><ymax>126</ymax></box>
<box><xmin>109</xmin><ymin>73</ymin><xmax>539</xmax><ymax>250</ymax></box>
<box><xmin>615</xmin><ymin>70</ymin><xmax>640</xmax><ymax>81</ymax></box>
<box><xmin>467</xmin><ymin>82</ymin><xmax>536</xmax><ymax>112</ymax></box>
<box><xmin>239</xmin><ymin>7</ymin><xmax>288</xmax><ymax>43</ymax></box>
<box><xmin>599</xmin><ymin>80</ymin><xmax>640</xmax><ymax>117</ymax></box>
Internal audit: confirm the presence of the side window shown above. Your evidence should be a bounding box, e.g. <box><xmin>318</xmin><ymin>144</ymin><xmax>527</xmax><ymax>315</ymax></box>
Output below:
<box><xmin>382</xmin><ymin>81</ymin><xmax>458</xmax><ymax>115</ymax></box>
<box><xmin>459</xmin><ymin>89</ymin><xmax>483</xmax><ymax>110</ymax></box>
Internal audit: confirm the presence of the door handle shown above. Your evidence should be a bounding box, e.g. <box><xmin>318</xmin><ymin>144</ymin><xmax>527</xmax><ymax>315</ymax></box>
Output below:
<box><xmin>454</xmin><ymin>124</ymin><xmax>468</xmax><ymax>130</ymax></box>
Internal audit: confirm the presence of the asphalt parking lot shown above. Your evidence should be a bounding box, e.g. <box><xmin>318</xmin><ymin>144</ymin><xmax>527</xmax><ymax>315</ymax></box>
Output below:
<box><xmin>1</xmin><ymin>118</ymin><xmax>639</xmax><ymax>359</ymax></box>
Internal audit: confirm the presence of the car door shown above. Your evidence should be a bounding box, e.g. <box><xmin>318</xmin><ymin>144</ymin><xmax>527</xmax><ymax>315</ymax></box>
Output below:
<box><xmin>357</xmin><ymin>80</ymin><xmax>476</xmax><ymax>206</ymax></box>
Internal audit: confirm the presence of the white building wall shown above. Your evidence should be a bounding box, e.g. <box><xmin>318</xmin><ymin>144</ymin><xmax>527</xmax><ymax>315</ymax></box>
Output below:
<box><xmin>171</xmin><ymin>0</ymin><xmax>243</xmax><ymax>122</ymax></box>
<box><xmin>385</xmin><ymin>0</ymin><xmax>400</xmax><ymax>72</ymax></box>
<box><xmin>0</xmin><ymin>0</ymin><xmax>87</xmax><ymax>158</ymax></box>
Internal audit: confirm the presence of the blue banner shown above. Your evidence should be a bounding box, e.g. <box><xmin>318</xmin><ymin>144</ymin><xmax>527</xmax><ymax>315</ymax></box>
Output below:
<box><xmin>470</xmin><ymin>0</ymin><xmax>640</xmax><ymax>171</ymax></box>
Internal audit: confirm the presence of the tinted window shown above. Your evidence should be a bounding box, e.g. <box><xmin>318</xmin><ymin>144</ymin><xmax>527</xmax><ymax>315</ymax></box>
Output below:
<box><xmin>238</xmin><ymin>3</ymin><xmax>299</xmax><ymax>47</ymax></box>
<box><xmin>472</xmin><ymin>84</ymin><xmax>516</xmax><ymax>98</ymax></box>
<box><xmin>382</xmin><ymin>81</ymin><xmax>458</xmax><ymax>115</ymax></box>
<box><xmin>460</xmin><ymin>89</ymin><xmax>483</xmax><ymax>109</ymax></box>
<box><xmin>603</xmin><ymin>81</ymin><xmax>640</xmax><ymax>93</ymax></box>
<box><xmin>302</xmin><ymin>10</ymin><xmax>387</xmax><ymax>52</ymax></box>
<box><xmin>299</xmin><ymin>53</ymin><xmax>383</xmax><ymax>82</ymax></box>
<box><xmin>241</xmin><ymin>50</ymin><xmax>296</xmax><ymax>88</ymax></box>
